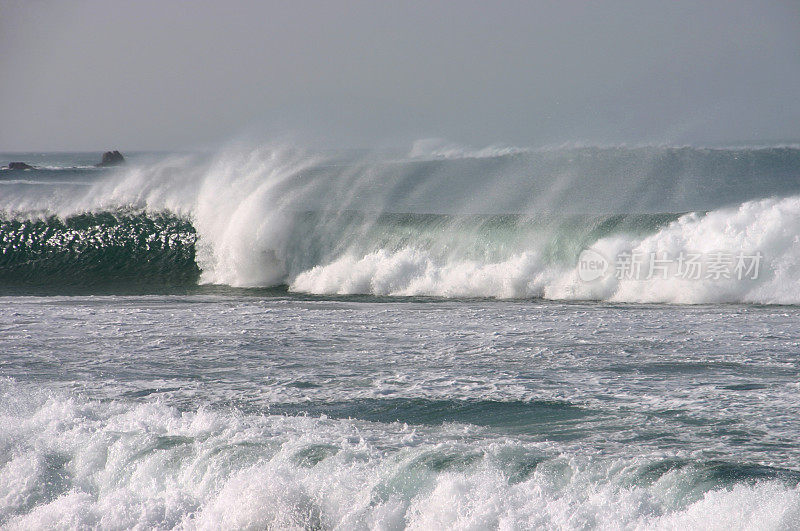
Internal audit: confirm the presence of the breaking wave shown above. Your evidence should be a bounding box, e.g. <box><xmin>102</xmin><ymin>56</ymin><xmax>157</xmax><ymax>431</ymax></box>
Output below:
<box><xmin>1</xmin><ymin>143</ymin><xmax>799</xmax><ymax>302</ymax></box>
<box><xmin>2</xmin><ymin>381</ymin><xmax>800</xmax><ymax>529</ymax></box>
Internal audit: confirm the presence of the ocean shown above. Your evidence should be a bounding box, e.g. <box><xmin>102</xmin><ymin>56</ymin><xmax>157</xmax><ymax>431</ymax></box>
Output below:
<box><xmin>1</xmin><ymin>145</ymin><xmax>799</xmax><ymax>529</ymax></box>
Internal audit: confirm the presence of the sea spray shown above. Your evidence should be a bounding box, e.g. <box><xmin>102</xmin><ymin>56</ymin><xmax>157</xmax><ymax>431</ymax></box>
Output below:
<box><xmin>2</xmin><ymin>144</ymin><xmax>799</xmax><ymax>302</ymax></box>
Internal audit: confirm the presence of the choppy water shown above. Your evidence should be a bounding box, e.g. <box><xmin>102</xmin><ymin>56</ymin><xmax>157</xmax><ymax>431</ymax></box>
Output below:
<box><xmin>2</xmin><ymin>295</ymin><xmax>800</xmax><ymax>529</ymax></box>
<box><xmin>1</xmin><ymin>147</ymin><xmax>800</xmax><ymax>529</ymax></box>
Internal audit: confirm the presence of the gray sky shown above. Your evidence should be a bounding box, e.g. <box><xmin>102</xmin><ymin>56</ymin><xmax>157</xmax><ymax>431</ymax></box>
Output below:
<box><xmin>1</xmin><ymin>0</ymin><xmax>799</xmax><ymax>151</ymax></box>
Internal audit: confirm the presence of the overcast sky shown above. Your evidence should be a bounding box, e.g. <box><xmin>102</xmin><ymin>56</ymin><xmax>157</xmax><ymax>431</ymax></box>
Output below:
<box><xmin>1</xmin><ymin>0</ymin><xmax>799</xmax><ymax>151</ymax></box>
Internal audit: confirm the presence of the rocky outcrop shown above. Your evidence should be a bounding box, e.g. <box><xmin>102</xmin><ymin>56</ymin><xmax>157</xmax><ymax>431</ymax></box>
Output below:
<box><xmin>5</xmin><ymin>162</ymin><xmax>35</xmax><ymax>170</ymax></box>
<box><xmin>96</xmin><ymin>150</ymin><xmax>125</xmax><ymax>167</ymax></box>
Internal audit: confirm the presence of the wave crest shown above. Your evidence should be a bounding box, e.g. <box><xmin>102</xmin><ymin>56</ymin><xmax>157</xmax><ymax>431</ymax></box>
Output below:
<box><xmin>2</xmin><ymin>143</ymin><xmax>800</xmax><ymax>303</ymax></box>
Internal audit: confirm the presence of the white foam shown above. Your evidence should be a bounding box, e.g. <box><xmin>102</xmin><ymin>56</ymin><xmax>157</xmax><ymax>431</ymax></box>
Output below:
<box><xmin>2</xmin><ymin>143</ymin><xmax>799</xmax><ymax>303</ymax></box>
<box><xmin>291</xmin><ymin>248</ymin><xmax>551</xmax><ymax>298</ymax></box>
<box><xmin>292</xmin><ymin>195</ymin><xmax>800</xmax><ymax>304</ymax></box>
<box><xmin>549</xmin><ymin>195</ymin><xmax>800</xmax><ymax>304</ymax></box>
<box><xmin>2</xmin><ymin>383</ymin><xmax>799</xmax><ymax>529</ymax></box>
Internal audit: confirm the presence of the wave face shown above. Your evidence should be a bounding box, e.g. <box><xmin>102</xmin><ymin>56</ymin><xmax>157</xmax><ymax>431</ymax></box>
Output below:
<box><xmin>1</xmin><ymin>145</ymin><xmax>799</xmax><ymax>302</ymax></box>
<box><xmin>0</xmin><ymin>212</ymin><xmax>199</xmax><ymax>287</ymax></box>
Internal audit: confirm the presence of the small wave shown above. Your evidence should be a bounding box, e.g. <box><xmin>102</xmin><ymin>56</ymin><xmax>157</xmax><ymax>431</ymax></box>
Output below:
<box><xmin>408</xmin><ymin>138</ymin><xmax>529</xmax><ymax>160</ymax></box>
<box><xmin>2</xmin><ymin>382</ymin><xmax>799</xmax><ymax>529</ymax></box>
<box><xmin>0</xmin><ymin>180</ymin><xmax>93</xmax><ymax>186</ymax></box>
<box><xmin>267</xmin><ymin>398</ymin><xmax>592</xmax><ymax>428</ymax></box>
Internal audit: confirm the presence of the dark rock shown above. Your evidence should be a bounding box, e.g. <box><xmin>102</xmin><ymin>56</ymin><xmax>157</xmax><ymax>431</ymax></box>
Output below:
<box><xmin>6</xmin><ymin>162</ymin><xmax>35</xmax><ymax>170</ymax></box>
<box><xmin>96</xmin><ymin>150</ymin><xmax>125</xmax><ymax>167</ymax></box>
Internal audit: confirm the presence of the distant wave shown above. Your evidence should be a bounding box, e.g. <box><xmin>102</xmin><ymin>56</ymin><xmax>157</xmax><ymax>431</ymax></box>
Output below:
<box><xmin>0</xmin><ymin>180</ymin><xmax>94</xmax><ymax>186</ymax></box>
<box><xmin>407</xmin><ymin>138</ymin><xmax>529</xmax><ymax>159</ymax></box>
<box><xmin>0</xmin><ymin>143</ymin><xmax>799</xmax><ymax>302</ymax></box>
<box><xmin>0</xmin><ymin>165</ymin><xmax>101</xmax><ymax>172</ymax></box>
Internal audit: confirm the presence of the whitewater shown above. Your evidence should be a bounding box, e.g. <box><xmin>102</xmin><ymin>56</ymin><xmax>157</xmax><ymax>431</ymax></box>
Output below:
<box><xmin>2</xmin><ymin>144</ymin><xmax>800</xmax><ymax>303</ymax></box>
<box><xmin>1</xmin><ymin>145</ymin><xmax>800</xmax><ymax>529</ymax></box>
